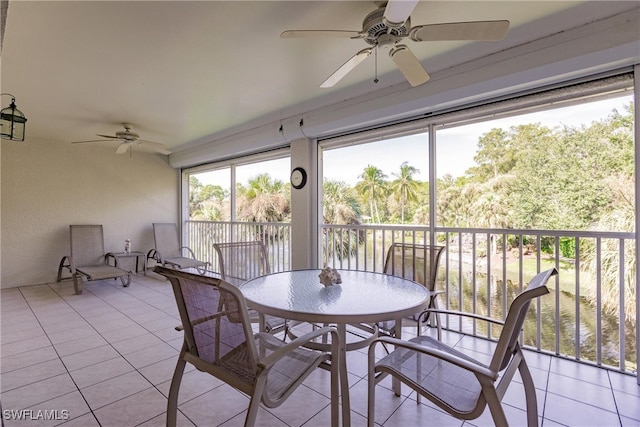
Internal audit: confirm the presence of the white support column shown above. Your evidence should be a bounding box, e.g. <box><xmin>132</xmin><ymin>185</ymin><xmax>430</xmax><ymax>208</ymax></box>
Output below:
<box><xmin>290</xmin><ymin>137</ymin><xmax>318</xmax><ymax>269</ymax></box>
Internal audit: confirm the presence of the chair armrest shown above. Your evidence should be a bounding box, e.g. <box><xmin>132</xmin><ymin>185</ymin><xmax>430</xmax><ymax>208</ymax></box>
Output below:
<box><xmin>57</xmin><ymin>255</ymin><xmax>76</xmax><ymax>281</ymax></box>
<box><xmin>147</xmin><ymin>249</ymin><xmax>158</xmax><ymax>261</ymax></box>
<box><xmin>152</xmin><ymin>249</ymin><xmax>165</xmax><ymax>264</ymax></box>
<box><xmin>372</xmin><ymin>336</ymin><xmax>497</xmax><ymax>380</ymax></box>
<box><xmin>422</xmin><ymin>308</ymin><xmax>506</xmax><ymax>327</ymax></box>
<box><xmin>258</xmin><ymin>326</ymin><xmax>339</xmax><ymax>369</ymax></box>
<box><xmin>180</xmin><ymin>246</ymin><xmax>197</xmax><ymax>259</ymax></box>
<box><xmin>105</xmin><ymin>252</ymin><xmax>122</xmax><ymax>268</ymax></box>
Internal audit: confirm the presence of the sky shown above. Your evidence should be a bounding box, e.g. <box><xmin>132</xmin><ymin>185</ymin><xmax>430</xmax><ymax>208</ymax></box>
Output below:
<box><xmin>324</xmin><ymin>94</ymin><xmax>633</xmax><ymax>183</ymax></box>
<box><xmin>194</xmin><ymin>93</ymin><xmax>632</xmax><ymax>188</ymax></box>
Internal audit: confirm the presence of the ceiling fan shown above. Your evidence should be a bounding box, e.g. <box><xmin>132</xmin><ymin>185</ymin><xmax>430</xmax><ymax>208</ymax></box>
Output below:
<box><xmin>281</xmin><ymin>0</ymin><xmax>509</xmax><ymax>88</ymax></box>
<box><xmin>71</xmin><ymin>123</ymin><xmax>171</xmax><ymax>155</ymax></box>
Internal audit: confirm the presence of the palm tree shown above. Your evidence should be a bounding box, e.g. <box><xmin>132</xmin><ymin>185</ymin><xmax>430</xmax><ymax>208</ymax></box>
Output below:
<box><xmin>582</xmin><ymin>174</ymin><xmax>635</xmax><ymax>325</ymax></box>
<box><xmin>323</xmin><ymin>180</ymin><xmax>361</xmax><ymax>225</ymax></box>
<box><xmin>391</xmin><ymin>161</ymin><xmax>420</xmax><ymax>223</ymax></box>
<box><xmin>236</xmin><ymin>173</ymin><xmax>289</xmax><ymax>223</ymax></box>
<box><xmin>322</xmin><ymin>180</ymin><xmax>364</xmax><ymax>262</ymax></box>
<box><xmin>356</xmin><ymin>165</ymin><xmax>387</xmax><ymax>223</ymax></box>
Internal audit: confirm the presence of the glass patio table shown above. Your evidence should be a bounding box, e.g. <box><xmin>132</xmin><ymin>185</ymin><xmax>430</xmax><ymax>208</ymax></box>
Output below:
<box><xmin>240</xmin><ymin>269</ymin><xmax>430</xmax><ymax>427</ymax></box>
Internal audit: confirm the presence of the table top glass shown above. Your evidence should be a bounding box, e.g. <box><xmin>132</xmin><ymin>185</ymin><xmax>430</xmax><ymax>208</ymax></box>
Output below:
<box><xmin>240</xmin><ymin>269</ymin><xmax>430</xmax><ymax>323</ymax></box>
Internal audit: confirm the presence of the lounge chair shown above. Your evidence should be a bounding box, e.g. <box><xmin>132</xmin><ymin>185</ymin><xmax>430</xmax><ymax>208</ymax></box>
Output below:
<box><xmin>57</xmin><ymin>225</ymin><xmax>132</xmax><ymax>295</ymax></box>
<box><xmin>147</xmin><ymin>222</ymin><xmax>208</xmax><ymax>273</ymax></box>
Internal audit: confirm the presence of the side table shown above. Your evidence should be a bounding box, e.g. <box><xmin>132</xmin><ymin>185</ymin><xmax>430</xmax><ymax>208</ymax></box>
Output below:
<box><xmin>106</xmin><ymin>251</ymin><xmax>146</xmax><ymax>275</ymax></box>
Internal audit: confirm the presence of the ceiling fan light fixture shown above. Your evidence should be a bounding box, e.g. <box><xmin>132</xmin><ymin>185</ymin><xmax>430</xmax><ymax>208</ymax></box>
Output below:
<box><xmin>0</xmin><ymin>93</ymin><xmax>27</xmax><ymax>142</ymax></box>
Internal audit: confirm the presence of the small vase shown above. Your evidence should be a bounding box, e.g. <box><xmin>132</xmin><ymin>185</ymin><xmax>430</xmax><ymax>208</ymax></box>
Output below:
<box><xmin>124</xmin><ymin>239</ymin><xmax>131</xmax><ymax>254</ymax></box>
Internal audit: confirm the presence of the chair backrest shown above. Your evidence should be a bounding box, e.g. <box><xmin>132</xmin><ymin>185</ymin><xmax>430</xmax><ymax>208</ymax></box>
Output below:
<box><xmin>70</xmin><ymin>225</ymin><xmax>106</xmax><ymax>266</ymax></box>
<box><xmin>383</xmin><ymin>243</ymin><xmax>444</xmax><ymax>292</ymax></box>
<box><xmin>213</xmin><ymin>241</ymin><xmax>271</xmax><ymax>287</ymax></box>
<box><xmin>154</xmin><ymin>266</ymin><xmax>260</xmax><ymax>383</ymax></box>
<box><xmin>152</xmin><ymin>223</ymin><xmax>182</xmax><ymax>258</ymax></box>
<box><xmin>490</xmin><ymin>268</ymin><xmax>558</xmax><ymax>372</ymax></box>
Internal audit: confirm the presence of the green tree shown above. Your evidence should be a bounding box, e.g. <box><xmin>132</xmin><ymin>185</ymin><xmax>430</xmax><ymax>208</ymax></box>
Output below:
<box><xmin>322</xmin><ymin>180</ymin><xmax>364</xmax><ymax>261</ymax></box>
<box><xmin>356</xmin><ymin>165</ymin><xmax>388</xmax><ymax>223</ymax></box>
<box><xmin>236</xmin><ymin>173</ymin><xmax>290</xmax><ymax>222</ymax></box>
<box><xmin>582</xmin><ymin>174</ymin><xmax>635</xmax><ymax>325</ymax></box>
<box><xmin>411</xmin><ymin>181</ymin><xmax>431</xmax><ymax>225</ymax></box>
<box><xmin>391</xmin><ymin>161</ymin><xmax>420</xmax><ymax>223</ymax></box>
<box><xmin>323</xmin><ymin>180</ymin><xmax>361</xmax><ymax>224</ymax></box>
<box><xmin>467</xmin><ymin>128</ymin><xmax>515</xmax><ymax>180</ymax></box>
<box><xmin>189</xmin><ymin>176</ymin><xmax>228</xmax><ymax>220</ymax></box>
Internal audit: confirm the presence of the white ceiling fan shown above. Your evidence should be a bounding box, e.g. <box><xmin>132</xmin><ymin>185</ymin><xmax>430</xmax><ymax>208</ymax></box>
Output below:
<box><xmin>281</xmin><ymin>0</ymin><xmax>509</xmax><ymax>88</ymax></box>
<box><xmin>71</xmin><ymin>123</ymin><xmax>171</xmax><ymax>155</ymax></box>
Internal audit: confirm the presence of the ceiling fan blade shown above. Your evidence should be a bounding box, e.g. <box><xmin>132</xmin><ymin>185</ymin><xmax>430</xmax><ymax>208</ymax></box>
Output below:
<box><xmin>389</xmin><ymin>44</ymin><xmax>430</xmax><ymax>87</ymax></box>
<box><xmin>71</xmin><ymin>139</ymin><xmax>111</xmax><ymax>144</ymax></box>
<box><xmin>281</xmin><ymin>30</ymin><xmax>363</xmax><ymax>39</ymax></box>
<box><xmin>115</xmin><ymin>142</ymin><xmax>130</xmax><ymax>155</ymax></box>
<box><xmin>138</xmin><ymin>140</ymin><xmax>172</xmax><ymax>155</ymax></box>
<box><xmin>321</xmin><ymin>48</ymin><xmax>373</xmax><ymax>88</ymax></box>
<box><xmin>383</xmin><ymin>0</ymin><xmax>419</xmax><ymax>26</ymax></box>
<box><xmin>96</xmin><ymin>134</ymin><xmax>119</xmax><ymax>139</ymax></box>
<box><xmin>410</xmin><ymin>20</ymin><xmax>510</xmax><ymax>42</ymax></box>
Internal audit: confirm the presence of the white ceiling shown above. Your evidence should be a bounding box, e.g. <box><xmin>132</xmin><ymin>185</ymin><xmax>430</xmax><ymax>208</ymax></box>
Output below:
<box><xmin>1</xmin><ymin>1</ymin><xmax>637</xmax><ymax>154</ymax></box>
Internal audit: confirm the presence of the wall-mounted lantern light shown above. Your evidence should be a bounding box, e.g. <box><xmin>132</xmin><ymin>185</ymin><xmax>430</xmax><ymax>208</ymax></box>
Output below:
<box><xmin>1</xmin><ymin>93</ymin><xmax>27</xmax><ymax>141</ymax></box>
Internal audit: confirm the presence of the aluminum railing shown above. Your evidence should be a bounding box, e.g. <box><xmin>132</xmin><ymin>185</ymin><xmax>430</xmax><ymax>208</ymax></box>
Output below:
<box><xmin>186</xmin><ymin>220</ymin><xmax>636</xmax><ymax>375</ymax></box>
<box><xmin>186</xmin><ymin>220</ymin><xmax>292</xmax><ymax>273</ymax></box>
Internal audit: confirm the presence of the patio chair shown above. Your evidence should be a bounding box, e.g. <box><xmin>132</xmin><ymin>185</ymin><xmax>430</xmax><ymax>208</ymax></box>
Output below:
<box><xmin>154</xmin><ymin>266</ymin><xmax>340</xmax><ymax>427</ymax></box>
<box><xmin>57</xmin><ymin>225</ymin><xmax>132</xmax><ymax>295</ymax></box>
<box><xmin>147</xmin><ymin>222</ymin><xmax>208</xmax><ymax>273</ymax></box>
<box><xmin>213</xmin><ymin>241</ymin><xmax>289</xmax><ymax>336</ymax></box>
<box><xmin>377</xmin><ymin>243</ymin><xmax>445</xmax><ymax>339</ymax></box>
<box><xmin>367</xmin><ymin>268</ymin><xmax>558</xmax><ymax>427</ymax></box>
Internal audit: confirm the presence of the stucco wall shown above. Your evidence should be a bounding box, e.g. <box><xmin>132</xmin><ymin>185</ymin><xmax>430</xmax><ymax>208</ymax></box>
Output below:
<box><xmin>0</xmin><ymin>135</ymin><xmax>179</xmax><ymax>288</ymax></box>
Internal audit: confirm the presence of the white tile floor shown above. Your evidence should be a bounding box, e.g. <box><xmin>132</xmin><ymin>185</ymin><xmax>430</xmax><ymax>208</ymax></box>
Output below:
<box><xmin>1</xmin><ymin>273</ymin><xmax>638</xmax><ymax>426</ymax></box>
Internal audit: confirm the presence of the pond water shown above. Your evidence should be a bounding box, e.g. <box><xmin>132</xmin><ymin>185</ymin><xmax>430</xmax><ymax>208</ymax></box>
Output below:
<box><xmin>439</xmin><ymin>268</ymin><xmax>636</xmax><ymax>371</ymax></box>
<box><xmin>321</xmin><ymin>236</ymin><xmax>636</xmax><ymax>372</ymax></box>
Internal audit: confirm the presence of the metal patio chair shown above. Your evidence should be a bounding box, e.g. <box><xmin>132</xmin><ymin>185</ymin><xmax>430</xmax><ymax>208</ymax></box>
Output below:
<box><xmin>368</xmin><ymin>268</ymin><xmax>558</xmax><ymax>427</ymax></box>
<box><xmin>213</xmin><ymin>241</ymin><xmax>289</xmax><ymax>336</ymax></box>
<box><xmin>378</xmin><ymin>243</ymin><xmax>445</xmax><ymax>339</ymax></box>
<box><xmin>57</xmin><ymin>224</ymin><xmax>132</xmax><ymax>295</ymax></box>
<box><xmin>154</xmin><ymin>266</ymin><xmax>340</xmax><ymax>427</ymax></box>
<box><xmin>147</xmin><ymin>222</ymin><xmax>208</xmax><ymax>273</ymax></box>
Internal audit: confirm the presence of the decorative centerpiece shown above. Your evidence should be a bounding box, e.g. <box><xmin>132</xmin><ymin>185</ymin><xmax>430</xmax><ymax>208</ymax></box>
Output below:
<box><xmin>124</xmin><ymin>239</ymin><xmax>131</xmax><ymax>254</ymax></box>
<box><xmin>318</xmin><ymin>266</ymin><xmax>341</xmax><ymax>286</ymax></box>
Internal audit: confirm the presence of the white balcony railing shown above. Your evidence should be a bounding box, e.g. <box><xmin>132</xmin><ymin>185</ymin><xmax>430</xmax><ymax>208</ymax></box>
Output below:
<box><xmin>186</xmin><ymin>220</ymin><xmax>637</xmax><ymax>376</ymax></box>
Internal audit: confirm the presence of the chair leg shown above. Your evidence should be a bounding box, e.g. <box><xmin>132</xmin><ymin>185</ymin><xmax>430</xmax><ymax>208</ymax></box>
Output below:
<box><xmin>485</xmin><ymin>388</ymin><xmax>509</xmax><ymax>427</ymax></box>
<box><xmin>72</xmin><ymin>274</ymin><xmax>83</xmax><ymax>295</ymax></box>
<box><xmin>518</xmin><ymin>358</ymin><xmax>539</xmax><ymax>427</ymax></box>
<box><xmin>120</xmin><ymin>273</ymin><xmax>132</xmax><ymax>288</ymax></box>
<box><xmin>166</xmin><ymin>355</ymin><xmax>186</xmax><ymax>427</ymax></box>
<box><xmin>367</xmin><ymin>343</ymin><xmax>378</xmax><ymax>427</ymax></box>
<box><xmin>246</xmin><ymin>379</ymin><xmax>266</xmax><ymax>426</ymax></box>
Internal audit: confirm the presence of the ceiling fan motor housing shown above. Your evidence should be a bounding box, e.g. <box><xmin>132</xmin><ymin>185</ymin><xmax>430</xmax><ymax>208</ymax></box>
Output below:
<box><xmin>363</xmin><ymin>6</ymin><xmax>410</xmax><ymax>47</ymax></box>
<box><xmin>115</xmin><ymin>130</ymin><xmax>140</xmax><ymax>141</ymax></box>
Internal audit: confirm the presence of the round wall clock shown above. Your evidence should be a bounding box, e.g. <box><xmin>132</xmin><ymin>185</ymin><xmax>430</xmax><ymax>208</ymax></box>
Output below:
<box><xmin>290</xmin><ymin>167</ymin><xmax>307</xmax><ymax>189</ymax></box>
